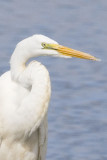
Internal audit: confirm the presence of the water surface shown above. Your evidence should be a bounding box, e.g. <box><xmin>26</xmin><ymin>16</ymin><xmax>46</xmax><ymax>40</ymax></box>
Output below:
<box><xmin>0</xmin><ymin>0</ymin><xmax>107</xmax><ymax>160</ymax></box>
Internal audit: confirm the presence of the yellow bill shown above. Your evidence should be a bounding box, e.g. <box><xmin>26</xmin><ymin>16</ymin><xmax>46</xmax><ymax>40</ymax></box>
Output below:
<box><xmin>42</xmin><ymin>43</ymin><xmax>100</xmax><ymax>61</ymax></box>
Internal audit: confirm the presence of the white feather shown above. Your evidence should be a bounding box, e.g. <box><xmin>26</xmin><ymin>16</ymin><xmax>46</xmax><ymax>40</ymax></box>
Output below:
<box><xmin>0</xmin><ymin>35</ymin><xmax>58</xmax><ymax>160</ymax></box>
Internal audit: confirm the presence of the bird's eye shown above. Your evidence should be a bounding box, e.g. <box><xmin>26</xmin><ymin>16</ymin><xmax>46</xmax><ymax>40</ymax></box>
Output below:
<box><xmin>42</xmin><ymin>42</ymin><xmax>46</xmax><ymax>48</ymax></box>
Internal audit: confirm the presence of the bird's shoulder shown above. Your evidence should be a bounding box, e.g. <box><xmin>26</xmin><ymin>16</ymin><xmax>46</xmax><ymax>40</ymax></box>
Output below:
<box><xmin>0</xmin><ymin>71</ymin><xmax>16</xmax><ymax>94</ymax></box>
<box><xmin>0</xmin><ymin>71</ymin><xmax>28</xmax><ymax>110</ymax></box>
<box><xmin>0</xmin><ymin>71</ymin><xmax>11</xmax><ymax>82</ymax></box>
<box><xmin>27</xmin><ymin>61</ymin><xmax>51</xmax><ymax>85</ymax></box>
<box><xmin>28</xmin><ymin>61</ymin><xmax>49</xmax><ymax>75</ymax></box>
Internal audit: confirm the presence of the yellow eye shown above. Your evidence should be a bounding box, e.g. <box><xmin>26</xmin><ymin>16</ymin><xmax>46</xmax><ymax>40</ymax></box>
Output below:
<box><xmin>42</xmin><ymin>42</ymin><xmax>46</xmax><ymax>48</ymax></box>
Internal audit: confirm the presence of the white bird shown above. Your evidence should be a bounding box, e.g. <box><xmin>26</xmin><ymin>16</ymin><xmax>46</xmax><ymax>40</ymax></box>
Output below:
<box><xmin>0</xmin><ymin>35</ymin><xmax>99</xmax><ymax>160</ymax></box>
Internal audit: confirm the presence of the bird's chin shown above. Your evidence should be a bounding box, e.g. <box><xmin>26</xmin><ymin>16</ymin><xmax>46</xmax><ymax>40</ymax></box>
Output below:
<box><xmin>54</xmin><ymin>54</ymin><xmax>71</xmax><ymax>58</ymax></box>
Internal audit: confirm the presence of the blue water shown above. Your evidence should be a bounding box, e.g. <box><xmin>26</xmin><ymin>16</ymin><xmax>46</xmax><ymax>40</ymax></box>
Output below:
<box><xmin>0</xmin><ymin>0</ymin><xmax>107</xmax><ymax>159</ymax></box>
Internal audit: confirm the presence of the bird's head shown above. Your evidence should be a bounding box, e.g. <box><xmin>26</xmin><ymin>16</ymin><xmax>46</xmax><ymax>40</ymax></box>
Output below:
<box><xmin>17</xmin><ymin>34</ymin><xmax>100</xmax><ymax>61</ymax></box>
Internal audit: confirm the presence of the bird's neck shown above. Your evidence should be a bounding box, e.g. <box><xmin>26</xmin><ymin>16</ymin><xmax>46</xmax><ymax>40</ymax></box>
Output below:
<box><xmin>8</xmin><ymin>47</ymin><xmax>50</xmax><ymax>139</ymax></box>
<box><xmin>10</xmin><ymin>46</ymin><xmax>36</xmax><ymax>88</ymax></box>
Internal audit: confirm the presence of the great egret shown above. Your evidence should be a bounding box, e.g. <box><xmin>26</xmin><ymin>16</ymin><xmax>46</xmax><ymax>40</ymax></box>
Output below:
<box><xmin>0</xmin><ymin>35</ymin><xmax>99</xmax><ymax>160</ymax></box>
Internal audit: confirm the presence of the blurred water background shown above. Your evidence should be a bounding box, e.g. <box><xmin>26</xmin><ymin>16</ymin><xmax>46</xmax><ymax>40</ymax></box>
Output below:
<box><xmin>0</xmin><ymin>0</ymin><xmax>107</xmax><ymax>160</ymax></box>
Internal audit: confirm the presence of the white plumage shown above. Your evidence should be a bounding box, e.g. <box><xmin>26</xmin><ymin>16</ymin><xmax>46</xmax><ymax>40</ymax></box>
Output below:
<box><xmin>0</xmin><ymin>35</ymin><xmax>99</xmax><ymax>160</ymax></box>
